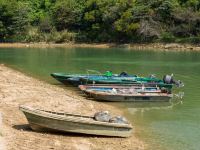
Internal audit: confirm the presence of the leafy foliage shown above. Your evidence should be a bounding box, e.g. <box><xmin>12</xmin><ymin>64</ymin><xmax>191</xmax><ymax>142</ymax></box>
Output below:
<box><xmin>1</xmin><ymin>0</ymin><xmax>200</xmax><ymax>43</ymax></box>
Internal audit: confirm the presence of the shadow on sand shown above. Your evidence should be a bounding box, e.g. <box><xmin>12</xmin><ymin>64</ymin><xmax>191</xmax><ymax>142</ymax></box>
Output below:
<box><xmin>12</xmin><ymin>124</ymin><xmax>121</xmax><ymax>138</ymax></box>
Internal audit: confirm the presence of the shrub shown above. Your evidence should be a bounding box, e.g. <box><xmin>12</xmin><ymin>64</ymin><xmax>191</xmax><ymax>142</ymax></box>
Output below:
<box><xmin>25</xmin><ymin>26</ymin><xmax>43</xmax><ymax>42</ymax></box>
<box><xmin>160</xmin><ymin>32</ymin><xmax>176</xmax><ymax>43</ymax></box>
<box><xmin>176</xmin><ymin>37</ymin><xmax>200</xmax><ymax>44</ymax></box>
<box><xmin>47</xmin><ymin>30</ymin><xmax>76</xmax><ymax>43</ymax></box>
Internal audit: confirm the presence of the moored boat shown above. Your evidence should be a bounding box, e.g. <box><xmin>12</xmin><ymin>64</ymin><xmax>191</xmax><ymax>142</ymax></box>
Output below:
<box><xmin>79</xmin><ymin>74</ymin><xmax>183</xmax><ymax>89</ymax></box>
<box><xmin>79</xmin><ymin>76</ymin><xmax>159</xmax><ymax>84</ymax></box>
<box><xmin>79</xmin><ymin>85</ymin><xmax>168</xmax><ymax>95</ymax></box>
<box><xmin>82</xmin><ymin>88</ymin><xmax>172</xmax><ymax>102</ymax></box>
<box><xmin>51</xmin><ymin>71</ymin><xmax>137</xmax><ymax>86</ymax></box>
<box><xmin>66</xmin><ymin>77</ymin><xmax>174</xmax><ymax>89</ymax></box>
<box><xmin>80</xmin><ymin>75</ymin><xmax>180</xmax><ymax>86</ymax></box>
<box><xmin>51</xmin><ymin>71</ymin><xmax>183</xmax><ymax>89</ymax></box>
<box><xmin>20</xmin><ymin>105</ymin><xmax>133</xmax><ymax>137</ymax></box>
<box><xmin>79</xmin><ymin>84</ymin><xmax>172</xmax><ymax>90</ymax></box>
<box><xmin>50</xmin><ymin>73</ymin><xmax>99</xmax><ymax>85</ymax></box>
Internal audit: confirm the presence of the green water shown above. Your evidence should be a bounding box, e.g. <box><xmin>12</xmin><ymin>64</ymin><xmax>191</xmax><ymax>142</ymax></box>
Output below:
<box><xmin>0</xmin><ymin>47</ymin><xmax>200</xmax><ymax>150</ymax></box>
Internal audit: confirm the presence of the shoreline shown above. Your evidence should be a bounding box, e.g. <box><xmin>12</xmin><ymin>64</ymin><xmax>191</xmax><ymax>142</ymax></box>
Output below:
<box><xmin>0</xmin><ymin>64</ymin><xmax>145</xmax><ymax>150</ymax></box>
<box><xmin>0</xmin><ymin>42</ymin><xmax>200</xmax><ymax>51</ymax></box>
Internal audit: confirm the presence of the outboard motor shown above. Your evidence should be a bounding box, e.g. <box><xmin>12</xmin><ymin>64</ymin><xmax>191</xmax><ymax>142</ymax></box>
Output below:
<box><xmin>163</xmin><ymin>74</ymin><xmax>174</xmax><ymax>84</ymax></box>
<box><xmin>163</xmin><ymin>74</ymin><xmax>184</xmax><ymax>87</ymax></box>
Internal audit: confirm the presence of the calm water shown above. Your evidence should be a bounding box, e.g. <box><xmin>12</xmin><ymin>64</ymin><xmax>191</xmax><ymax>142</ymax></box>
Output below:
<box><xmin>0</xmin><ymin>47</ymin><xmax>200</xmax><ymax>150</ymax></box>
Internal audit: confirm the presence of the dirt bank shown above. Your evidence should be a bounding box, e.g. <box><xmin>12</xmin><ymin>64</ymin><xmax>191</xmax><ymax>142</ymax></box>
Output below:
<box><xmin>0</xmin><ymin>64</ymin><xmax>145</xmax><ymax>150</ymax></box>
<box><xmin>0</xmin><ymin>42</ymin><xmax>200</xmax><ymax>51</ymax></box>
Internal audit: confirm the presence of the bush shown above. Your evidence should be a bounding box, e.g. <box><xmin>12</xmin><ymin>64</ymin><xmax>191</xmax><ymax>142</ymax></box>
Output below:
<box><xmin>75</xmin><ymin>32</ymin><xmax>89</xmax><ymax>42</ymax></box>
<box><xmin>39</xmin><ymin>16</ymin><xmax>53</xmax><ymax>33</ymax></box>
<box><xmin>160</xmin><ymin>32</ymin><xmax>176</xmax><ymax>43</ymax></box>
<box><xmin>24</xmin><ymin>26</ymin><xmax>76</xmax><ymax>43</ymax></box>
<box><xmin>25</xmin><ymin>26</ymin><xmax>43</xmax><ymax>42</ymax></box>
<box><xmin>176</xmin><ymin>37</ymin><xmax>200</xmax><ymax>44</ymax></box>
<box><xmin>47</xmin><ymin>30</ymin><xmax>76</xmax><ymax>43</ymax></box>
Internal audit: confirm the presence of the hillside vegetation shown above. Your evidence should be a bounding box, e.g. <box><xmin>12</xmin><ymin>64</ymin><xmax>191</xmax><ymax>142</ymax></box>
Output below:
<box><xmin>1</xmin><ymin>0</ymin><xmax>200</xmax><ymax>43</ymax></box>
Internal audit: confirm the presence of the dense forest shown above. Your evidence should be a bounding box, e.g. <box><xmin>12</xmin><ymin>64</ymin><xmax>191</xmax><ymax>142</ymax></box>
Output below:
<box><xmin>1</xmin><ymin>0</ymin><xmax>200</xmax><ymax>43</ymax></box>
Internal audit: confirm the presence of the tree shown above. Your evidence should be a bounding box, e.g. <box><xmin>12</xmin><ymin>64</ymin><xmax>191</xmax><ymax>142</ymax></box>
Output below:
<box><xmin>52</xmin><ymin>0</ymin><xmax>85</xmax><ymax>31</ymax></box>
<box><xmin>12</xmin><ymin>2</ymin><xmax>30</xmax><ymax>36</ymax></box>
<box><xmin>0</xmin><ymin>0</ymin><xmax>17</xmax><ymax>39</ymax></box>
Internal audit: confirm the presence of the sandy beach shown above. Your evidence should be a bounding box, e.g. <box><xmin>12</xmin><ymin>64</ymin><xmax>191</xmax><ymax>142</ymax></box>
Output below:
<box><xmin>0</xmin><ymin>42</ymin><xmax>200</xmax><ymax>51</ymax></box>
<box><xmin>0</xmin><ymin>64</ymin><xmax>145</xmax><ymax>150</ymax></box>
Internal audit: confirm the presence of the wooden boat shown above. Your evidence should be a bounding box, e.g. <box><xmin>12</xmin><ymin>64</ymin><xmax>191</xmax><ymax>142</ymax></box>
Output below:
<box><xmin>79</xmin><ymin>85</ymin><xmax>168</xmax><ymax>95</ymax></box>
<box><xmin>83</xmin><ymin>88</ymin><xmax>172</xmax><ymax>102</ymax></box>
<box><xmin>79</xmin><ymin>84</ymin><xmax>172</xmax><ymax>90</ymax></box>
<box><xmin>82</xmin><ymin>83</ymin><xmax>173</xmax><ymax>90</ymax></box>
<box><xmin>20</xmin><ymin>105</ymin><xmax>133</xmax><ymax>137</ymax></box>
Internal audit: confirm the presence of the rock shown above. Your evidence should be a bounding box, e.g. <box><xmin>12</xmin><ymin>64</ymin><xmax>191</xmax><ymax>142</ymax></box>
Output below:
<box><xmin>117</xmin><ymin>44</ymin><xmax>130</xmax><ymax>48</ymax></box>
<box><xmin>164</xmin><ymin>43</ymin><xmax>182</xmax><ymax>49</ymax></box>
<box><xmin>94</xmin><ymin>111</ymin><xmax>111</xmax><ymax>122</ymax></box>
<box><xmin>109</xmin><ymin>116</ymin><xmax>129</xmax><ymax>124</ymax></box>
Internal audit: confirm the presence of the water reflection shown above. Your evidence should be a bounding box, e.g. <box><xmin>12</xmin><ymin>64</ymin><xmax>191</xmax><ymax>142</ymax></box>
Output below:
<box><xmin>127</xmin><ymin>99</ymin><xmax>183</xmax><ymax>115</ymax></box>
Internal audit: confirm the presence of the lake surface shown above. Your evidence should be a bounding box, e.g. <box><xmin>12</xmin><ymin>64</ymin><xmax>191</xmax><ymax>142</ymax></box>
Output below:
<box><xmin>0</xmin><ymin>47</ymin><xmax>200</xmax><ymax>150</ymax></box>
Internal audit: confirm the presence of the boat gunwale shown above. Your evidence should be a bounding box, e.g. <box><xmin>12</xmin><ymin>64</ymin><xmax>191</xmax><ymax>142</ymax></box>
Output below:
<box><xmin>79</xmin><ymin>85</ymin><xmax>161</xmax><ymax>90</ymax></box>
<box><xmin>84</xmin><ymin>90</ymin><xmax>173</xmax><ymax>97</ymax></box>
<box><xmin>79</xmin><ymin>85</ymin><xmax>163</xmax><ymax>93</ymax></box>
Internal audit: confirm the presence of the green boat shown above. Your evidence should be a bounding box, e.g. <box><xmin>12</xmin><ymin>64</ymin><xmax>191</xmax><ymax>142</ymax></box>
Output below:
<box><xmin>79</xmin><ymin>74</ymin><xmax>183</xmax><ymax>90</ymax></box>
<box><xmin>50</xmin><ymin>72</ymin><xmax>93</xmax><ymax>85</ymax></box>
<box><xmin>80</xmin><ymin>76</ymin><xmax>162</xmax><ymax>84</ymax></box>
<box><xmin>51</xmin><ymin>71</ymin><xmax>183</xmax><ymax>89</ymax></box>
<box><xmin>51</xmin><ymin>71</ymin><xmax>137</xmax><ymax>86</ymax></box>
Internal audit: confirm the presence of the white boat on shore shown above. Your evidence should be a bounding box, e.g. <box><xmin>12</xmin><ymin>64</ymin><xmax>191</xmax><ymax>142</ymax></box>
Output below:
<box><xmin>20</xmin><ymin>105</ymin><xmax>133</xmax><ymax>137</ymax></box>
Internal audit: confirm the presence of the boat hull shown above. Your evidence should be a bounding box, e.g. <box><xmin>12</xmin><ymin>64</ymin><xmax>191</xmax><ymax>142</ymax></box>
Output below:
<box><xmin>80</xmin><ymin>84</ymin><xmax>173</xmax><ymax>90</ymax></box>
<box><xmin>79</xmin><ymin>85</ymin><xmax>163</xmax><ymax>93</ymax></box>
<box><xmin>20</xmin><ymin>107</ymin><xmax>132</xmax><ymax>137</ymax></box>
<box><xmin>80</xmin><ymin>78</ymin><xmax>173</xmax><ymax>89</ymax></box>
<box><xmin>88</xmin><ymin>93</ymin><xmax>172</xmax><ymax>102</ymax></box>
<box><xmin>51</xmin><ymin>73</ymin><xmax>172</xmax><ymax>89</ymax></box>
